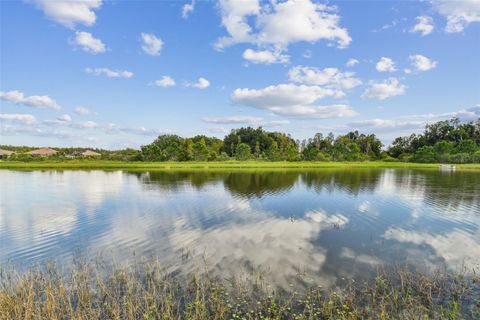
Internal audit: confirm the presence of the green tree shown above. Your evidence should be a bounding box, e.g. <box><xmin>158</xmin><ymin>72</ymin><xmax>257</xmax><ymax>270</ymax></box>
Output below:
<box><xmin>254</xmin><ymin>141</ymin><xmax>261</xmax><ymax>159</ymax></box>
<box><xmin>434</xmin><ymin>140</ymin><xmax>454</xmax><ymax>163</ymax></box>
<box><xmin>217</xmin><ymin>152</ymin><xmax>230</xmax><ymax>161</ymax></box>
<box><xmin>450</xmin><ymin>153</ymin><xmax>472</xmax><ymax>164</ymax></box>
<box><xmin>183</xmin><ymin>139</ymin><xmax>194</xmax><ymax>161</ymax></box>
<box><xmin>140</xmin><ymin>135</ymin><xmax>185</xmax><ymax>161</ymax></box>
<box><xmin>413</xmin><ymin>146</ymin><xmax>437</xmax><ymax>163</ymax></box>
<box><xmin>388</xmin><ymin>118</ymin><xmax>480</xmax><ymax>162</ymax></box>
<box><xmin>222</xmin><ymin>127</ymin><xmax>298</xmax><ymax>159</ymax></box>
<box><xmin>472</xmin><ymin>150</ymin><xmax>480</xmax><ymax>163</ymax></box>
<box><xmin>302</xmin><ymin>145</ymin><xmax>319</xmax><ymax>161</ymax></box>
<box><xmin>235</xmin><ymin>143</ymin><xmax>252</xmax><ymax>161</ymax></box>
<box><xmin>455</xmin><ymin>139</ymin><xmax>477</xmax><ymax>154</ymax></box>
<box><xmin>266</xmin><ymin>141</ymin><xmax>280</xmax><ymax>161</ymax></box>
<box><xmin>434</xmin><ymin>140</ymin><xmax>454</xmax><ymax>154</ymax></box>
<box><xmin>284</xmin><ymin>144</ymin><xmax>300</xmax><ymax>161</ymax></box>
<box><xmin>193</xmin><ymin>138</ymin><xmax>209</xmax><ymax>161</ymax></box>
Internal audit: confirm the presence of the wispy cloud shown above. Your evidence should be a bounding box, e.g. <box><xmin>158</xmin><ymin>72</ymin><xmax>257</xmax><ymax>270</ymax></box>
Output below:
<box><xmin>0</xmin><ymin>113</ymin><xmax>37</xmax><ymax>124</ymax></box>
<box><xmin>85</xmin><ymin>68</ymin><xmax>133</xmax><ymax>78</ymax></box>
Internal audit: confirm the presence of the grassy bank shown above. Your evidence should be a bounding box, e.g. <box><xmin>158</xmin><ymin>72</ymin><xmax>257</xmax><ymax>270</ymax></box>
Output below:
<box><xmin>0</xmin><ymin>260</ymin><xmax>479</xmax><ymax>320</ymax></box>
<box><xmin>1</xmin><ymin>160</ymin><xmax>480</xmax><ymax>171</ymax></box>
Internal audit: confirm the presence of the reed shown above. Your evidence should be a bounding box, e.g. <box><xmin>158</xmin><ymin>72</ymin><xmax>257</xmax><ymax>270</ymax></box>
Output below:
<box><xmin>1</xmin><ymin>258</ymin><xmax>479</xmax><ymax>319</ymax></box>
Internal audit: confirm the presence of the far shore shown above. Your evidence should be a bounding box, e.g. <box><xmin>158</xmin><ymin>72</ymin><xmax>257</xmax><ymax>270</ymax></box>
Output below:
<box><xmin>1</xmin><ymin>160</ymin><xmax>480</xmax><ymax>171</ymax></box>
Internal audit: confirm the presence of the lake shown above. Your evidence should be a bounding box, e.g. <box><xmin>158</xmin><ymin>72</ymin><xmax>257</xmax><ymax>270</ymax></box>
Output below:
<box><xmin>1</xmin><ymin>168</ymin><xmax>479</xmax><ymax>291</ymax></box>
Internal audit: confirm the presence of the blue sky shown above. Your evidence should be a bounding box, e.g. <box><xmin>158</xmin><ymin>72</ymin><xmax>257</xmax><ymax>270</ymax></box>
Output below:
<box><xmin>1</xmin><ymin>0</ymin><xmax>479</xmax><ymax>149</ymax></box>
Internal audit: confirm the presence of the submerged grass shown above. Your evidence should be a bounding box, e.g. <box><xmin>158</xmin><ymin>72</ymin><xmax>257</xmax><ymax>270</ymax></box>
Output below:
<box><xmin>1</xmin><ymin>160</ymin><xmax>480</xmax><ymax>171</ymax></box>
<box><xmin>1</xmin><ymin>259</ymin><xmax>479</xmax><ymax>319</ymax></box>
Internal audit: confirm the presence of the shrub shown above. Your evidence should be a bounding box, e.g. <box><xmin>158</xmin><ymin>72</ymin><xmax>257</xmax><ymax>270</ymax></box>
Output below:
<box><xmin>208</xmin><ymin>151</ymin><xmax>218</xmax><ymax>161</ymax></box>
<box><xmin>473</xmin><ymin>151</ymin><xmax>480</xmax><ymax>163</ymax></box>
<box><xmin>380</xmin><ymin>152</ymin><xmax>397</xmax><ymax>162</ymax></box>
<box><xmin>455</xmin><ymin>139</ymin><xmax>478</xmax><ymax>154</ymax></box>
<box><xmin>235</xmin><ymin>143</ymin><xmax>252</xmax><ymax>161</ymax></box>
<box><xmin>8</xmin><ymin>154</ymin><xmax>38</xmax><ymax>162</ymax></box>
<box><xmin>413</xmin><ymin>146</ymin><xmax>437</xmax><ymax>163</ymax></box>
<box><xmin>398</xmin><ymin>153</ymin><xmax>413</xmax><ymax>162</ymax></box>
<box><xmin>216</xmin><ymin>152</ymin><xmax>231</xmax><ymax>161</ymax></box>
<box><xmin>316</xmin><ymin>152</ymin><xmax>332</xmax><ymax>161</ymax></box>
<box><xmin>450</xmin><ymin>153</ymin><xmax>472</xmax><ymax>164</ymax></box>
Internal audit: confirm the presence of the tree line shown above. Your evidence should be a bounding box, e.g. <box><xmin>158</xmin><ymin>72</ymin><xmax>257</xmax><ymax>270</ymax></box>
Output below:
<box><xmin>388</xmin><ymin>118</ymin><xmax>480</xmax><ymax>163</ymax></box>
<box><xmin>2</xmin><ymin>117</ymin><xmax>479</xmax><ymax>163</ymax></box>
<box><xmin>139</xmin><ymin>117</ymin><xmax>480</xmax><ymax>163</ymax></box>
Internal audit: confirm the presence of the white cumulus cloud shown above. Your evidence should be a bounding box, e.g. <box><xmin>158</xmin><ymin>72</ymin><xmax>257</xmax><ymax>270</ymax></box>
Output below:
<box><xmin>346</xmin><ymin>58</ymin><xmax>359</xmax><ymax>67</ymax></box>
<box><xmin>288</xmin><ymin>66</ymin><xmax>362</xmax><ymax>94</ymax></box>
<box><xmin>154</xmin><ymin>76</ymin><xmax>176</xmax><ymax>87</ymax></box>
<box><xmin>242</xmin><ymin>48</ymin><xmax>289</xmax><ymax>64</ymax></box>
<box><xmin>0</xmin><ymin>113</ymin><xmax>37</xmax><ymax>124</ymax></box>
<box><xmin>182</xmin><ymin>0</ymin><xmax>195</xmax><ymax>19</ymax></box>
<box><xmin>362</xmin><ymin>78</ymin><xmax>406</xmax><ymax>100</ymax></box>
<box><xmin>409</xmin><ymin>54</ymin><xmax>438</xmax><ymax>72</ymax></box>
<box><xmin>431</xmin><ymin>0</ymin><xmax>480</xmax><ymax>33</ymax></box>
<box><xmin>141</xmin><ymin>33</ymin><xmax>163</xmax><ymax>56</ymax></box>
<box><xmin>216</xmin><ymin>0</ymin><xmax>351</xmax><ymax>58</ymax></box>
<box><xmin>57</xmin><ymin>114</ymin><xmax>72</xmax><ymax>122</ymax></box>
<box><xmin>32</xmin><ymin>0</ymin><xmax>102</xmax><ymax>28</ymax></box>
<box><xmin>0</xmin><ymin>90</ymin><xmax>61</xmax><ymax>110</ymax></box>
<box><xmin>188</xmin><ymin>77</ymin><xmax>210</xmax><ymax>89</ymax></box>
<box><xmin>232</xmin><ymin>83</ymin><xmax>357</xmax><ymax>119</ymax></box>
<box><xmin>85</xmin><ymin>67</ymin><xmax>133</xmax><ymax>78</ymax></box>
<box><xmin>411</xmin><ymin>15</ymin><xmax>435</xmax><ymax>35</ymax></box>
<box><xmin>233</xmin><ymin>84</ymin><xmax>336</xmax><ymax>108</ymax></box>
<box><xmin>375</xmin><ymin>57</ymin><xmax>396</xmax><ymax>72</ymax></box>
<box><xmin>73</xmin><ymin>31</ymin><xmax>106</xmax><ymax>54</ymax></box>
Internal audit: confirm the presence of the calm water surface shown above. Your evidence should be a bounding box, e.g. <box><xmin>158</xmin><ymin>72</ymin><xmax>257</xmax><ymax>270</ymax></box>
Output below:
<box><xmin>1</xmin><ymin>168</ymin><xmax>479</xmax><ymax>290</ymax></box>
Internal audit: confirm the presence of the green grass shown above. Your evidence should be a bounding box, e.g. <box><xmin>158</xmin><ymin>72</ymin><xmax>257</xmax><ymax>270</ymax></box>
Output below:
<box><xmin>1</xmin><ymin>259</ymin><xmax>479</xmax><ymax>320</ymax></box>
<box><xmin>2</xmin><ymin>160</ymin><xmax>480</xmax><ymax>171</ymax></box>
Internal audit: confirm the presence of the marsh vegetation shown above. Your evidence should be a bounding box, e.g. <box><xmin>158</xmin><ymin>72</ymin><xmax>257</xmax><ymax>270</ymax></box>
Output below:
<box><xmin>1</xmin><ymin>259</ymin><xmax>479</xmax><ymax>320</ymax></box>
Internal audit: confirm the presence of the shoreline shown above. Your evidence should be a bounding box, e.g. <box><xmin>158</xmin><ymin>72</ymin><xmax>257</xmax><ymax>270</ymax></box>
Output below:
<box><xmin>1</xmin><ymin>160</ymin><xmax>480</xmax><ymax>171</ymax></box>
<box><xmin>1</xmin><ymin>259</ymin><xmax>478</xmax><ymax>319</ymax></box>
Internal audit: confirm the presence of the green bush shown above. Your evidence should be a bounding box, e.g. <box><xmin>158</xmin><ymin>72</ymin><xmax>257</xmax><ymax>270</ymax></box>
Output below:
<box><xmin>455</xmin><ymin>139</ymin><xmax>477</xmax><ymax>154</ymax></box>
<box><xmin>450</xmin><ymin>153</ymin><xmax>472</xmax><ymax>164</ymax></box>
<box><xmin>216</xmin><ymin>152</ymin><xmax>231</xmax><ymax>161</ymax></box>
<box><xmin>316</xmin><ymin>152</ymin><xmax>332</xmax><ymax>161</ymax></box>
<box><xmin>207</xmin><ymin>150</ymin><xmax>218</xmax><ymax>161</ymax></box>
<box><xmin>473</xmin><ymin>151</ymin><xmax>480</xmax><ymax>163</ymax></box>
<box><xmin>398</xmin><ymin>153</ymin><xmax>413</xmax><ymax>162</ymax></box>
<box><xmin>380</xmin><ymin>153</ymin><xmax>398</xmax><ymax>162</ymax></box>
<box><xmin>8</xmin><ymin>154</ymin><xmax>38</xmax><ymax>162</ymax></box>
<box><xmin>235</xmin><ymin>143</ymin><xmax>252</xmax><ymax>161</ymax></box>
<box><xmin>413</xmin><ymin>146</ymin><xmax>437</xmax><ymax>163</ymax></box>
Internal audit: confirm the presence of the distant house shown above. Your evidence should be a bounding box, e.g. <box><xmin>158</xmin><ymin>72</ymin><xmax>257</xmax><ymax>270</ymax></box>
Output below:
<box><xmin>65</xmin><ymin>151</ymin><xmax>82</xmax><ymax>158</ymax></box>
<box><xmin>26</xmin><ymin>148</ymin><xmax>57</xmax><ymax>157</ymax></box>
<box><xmin>81</xmin><ymin>150</ymin><xmax>101</xmax><ymax>157</ymax></box>
<box><xmin>0</xmin><ymin>149</ymin><xmax>15</xmax><ymax>158</ymax></box>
